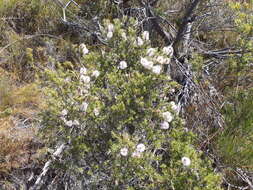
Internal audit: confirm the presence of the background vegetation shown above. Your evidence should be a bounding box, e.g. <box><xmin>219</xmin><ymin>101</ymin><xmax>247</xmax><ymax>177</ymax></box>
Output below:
<box><xmin>0</xmin><ymin>0</ymin><xmax>252</xmax><ymax>189</ymax></box>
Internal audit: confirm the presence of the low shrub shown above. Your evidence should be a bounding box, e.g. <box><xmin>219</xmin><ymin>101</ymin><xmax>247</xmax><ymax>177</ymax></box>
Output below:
<box><xmin>39</xmin><ymin>18</ymin><xmax>222</xmax><ymax>189</ymax></box>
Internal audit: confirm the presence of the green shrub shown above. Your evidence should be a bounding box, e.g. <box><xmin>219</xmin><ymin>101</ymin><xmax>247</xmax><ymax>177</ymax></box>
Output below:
<box><xmin>0</xmin><ymin>0</ymin><xmax>60</xmax><ymax>34</ymax></box>
<box><xmin>39</xmin><ymin>18</ymin><xmax>222</xmax><ymax>189</ymax></box>
<box><xmin>216</xmin><ymin>89</ymin><xmax>253</xmax><ymax>168</ymax></box>
<box><xmin>211</xmin><ymin>1</ymin><xmax>253</xmax><ymax>186</ymax></box>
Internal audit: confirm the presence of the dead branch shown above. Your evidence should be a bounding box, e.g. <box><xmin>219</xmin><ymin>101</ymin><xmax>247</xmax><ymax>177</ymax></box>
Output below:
<box><xmin>29</xmin><ymin>143</ymin><xmax>67</xmax><ymax>190</ymax></box>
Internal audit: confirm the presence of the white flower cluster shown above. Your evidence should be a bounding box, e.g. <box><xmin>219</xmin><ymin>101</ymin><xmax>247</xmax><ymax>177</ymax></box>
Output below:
<box><xmin>80</xmin><ymin>101</ymin><xmax>88</xmax><ymax>112</ymax></box>
<box><xmin>136</xmin><ymin>143</ymin><xmax>145</xmax><ymax>152</ymax></box>
<box><xmin>60</xmin><ymin>109</ymin><xmax>80</xmax><ymax>127</ymax></box>
<box><xmin>92</xmin><ymin>70</ymin><xmax>100</xmax><ymax>78</ymax></box>
<box><xmin>80</xmin><ymin>67</ymin><xmax>87</xmax><ymax>75</ymax></box>
<box><xmin>80</xmin><ymin>101</ymin><xmax>99</xmax><ymax>116</ymax></box>
<box><xmin>120</xmin><ymin>147</ymin><xmax>128</xmax><ymax>156</ymax></box>
<box><xmin>140</xmin><ymin>57</ymin><xmax>153</xmax><ymax>70</ymax></box>
<box><xmin>80</xmin><ymin>65</ymin><xmax>100</xmax><ymax>85</ymax></box>
<box><xmin>156</xmin><ymin>55</ymin><xmax>171</xmax><ymax>65</ymax></box>
<box><xmin>107</xmin><ymin>23</ymin><xmax>114</xmax><ymax>39</ymax></box>
<box><xmin>181</xmin><ymin>156</ymin><xmax>191</xmax><ymax>166</ymax></box>
<box><xmin>147</xmin><ymin>48</ymin><xmax>156</xmax><ymax>57</ymax></box>
<box><xmin>135</xmin><ymin>31</ymin><xmax>149</xmax><ymax>46</ymax></box>
<box><xmin>80</xmin><ymin>43</ymin><xmax>89</xmax><ymax>56</ymax></box>
<box><xmin>162</xmin><ymin>111</ymin><xmax>173</xmax><ymax>122</ymax></box>
<box><xmin>120</xmin><ymin>143</ymin><xmax>146</xmax><ymax>158</ymax></box>
<box><xmin>77</xmin><ymin>62</ymin><xmax>101</xmax><ymax>117</ymax></box>
<box><xmin>119</xmin><ymin>61</ymin><xmax>127</xmax><ymax>70</ymax></box>
<box><xmin>132</xmin><ymin>143</ymin><xmax>146</xmax><ymax>158</ymax></box>
<box><xmin>139</xmin><ymin>44</ymin><xmax>174</xmax><ymax>74</ymax></box>
<box><xmin>152</xmin><ymin>65</ymin><xmax>162</xmax><ymax>74</ymax></box>
<box><xmin>160</xmin><ymin>111</ymin><xmax>174</xmax><ymax>130</ymax></box>
<box><xmin>80</xmin><ymin>66</ymin><xmax>90</xmax><ymax>85</ymax></box>
<box><xmin>140</xmin><ymin>57</ymin><xmax>162</xmax><ymax>74</ymax></box>
<box><xmin>170</xmin><ymin>101</ymin><xmax>180</xmax><ymax>114</ymax></box>
<box><xmin>162</xmin><ymin>45</ymin><xmax>174</xmax><ymax>57</ymax></box>
<box><xmin>80</xmin><ymin>75</ymin><xmax>91</xmax><ymax>83</ymax></box>
<box><xmin>121</xmin><ymin>32</ymin><xmax>127</xmax><ymax>40</ymax></box>
<box><xmin>157</xmin><ymin>45</ymin><xmax>174</xmax><ymax>64</ymax></box>
<box><xmin>61</xmin><ymin>109</ymin><xmax>68</xmax><ymax>116</ymax></box>
<box><xmin>160</xmin><ymin>121</ymin><xmax>170</xmax><ymax>130</ymax></box>
<box><xmin>137</xmin><ymin>37</ymin><xmax>144</xmax><ymax>46</ymax></box>
<box><xmin>139</xmin><ymin>44</ymin><xmax>174</xmax><ymax>75</ymax></box>
<box><xmin>142</xmin><ymin>31</ymin><xmax>149</xmax><ymax>41</ymax></box>
<box><xmin>93</xmin><ymin>108</ymin><xmax>100</xmax><ymax>116</ymax></box>
<box><xmin>59</xmin><ymin>69</ymin><xmax>99</xmax><ymax>125</ymax></box>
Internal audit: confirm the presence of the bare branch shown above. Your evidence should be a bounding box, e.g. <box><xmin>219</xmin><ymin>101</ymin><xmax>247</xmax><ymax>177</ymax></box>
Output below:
<box><xmin>173</xmin><ymin>0</ymin><xmax>201</xmax><ymax>57</ymax></box>
<box><xmin>30</xmin><ymin>143</ymin><xmax>67</xmax><ymax>190</ymax></box>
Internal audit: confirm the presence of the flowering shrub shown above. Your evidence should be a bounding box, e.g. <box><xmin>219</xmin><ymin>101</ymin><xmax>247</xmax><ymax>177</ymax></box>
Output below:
<box><xmin>39</xmin><ymin>18</ymin><xmax>222</xmax><ymax>189</ymax></box>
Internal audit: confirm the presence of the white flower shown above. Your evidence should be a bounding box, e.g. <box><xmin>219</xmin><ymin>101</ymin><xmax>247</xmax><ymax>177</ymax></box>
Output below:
<box><xmin>120</xmin><ymin>147</ymin><xmax>128</xmax><ymax>156</ymax></box>
<box><xmin>137</xmin><ymin>37</ymin><xmax>144</xmax><ymax>46</ymax></box>
<box><xmin>162</xmin><ymin>111</ymin><xmax>173</xmax><ymax>122</ymax></box>
<box><xmin>147</xmin><ymin>48</ymin><xmax>156</xmax><ymax>57</ymax></box>
<box><xmin>132</xmin><ymin>151</ymin><xmax>141</xmax><ymax>158</ymax></box>
<box><xmin>142</xmin><ymin>31</ymin><xmax>149</xmax><ymax>41</ymax></box>
<box><xmin>80</xmin><ymin>102</ymin><xmax>89</xmax><ymax>112</ymax></box>
<box><xmin>80</xmin><ymin>75</ymin><xmax>91</xmax><ymax>83</ymax></box>
<box><xmin>80</xmin><ymin>43</ymin><xmax>89</xmax><ymax>55</ymax></box>
<box><xmin>60</xmin><ymin>116</ymin><xmax>67</xmax><ymax>123</ymax></box>
<box><xmin>108</xmin><ymin>23</ymin><xmax>114</xmax><ymax>32</ymax></box>
<box><xmin>119</xmin><ymin>61</ymin><xmax>127</xmax><ymax>69</ymax></box>
<box><xmin>80</xmin><ymin>67</ymin><xmax>87</xmax><ymax>75</ymax></box>
<box><xmin>93</xmin><ymin>108</ymin><xmax>100</xmax><ymax>116</ymax></box>
<box><xmin>170</xmin><ymin>88</ymin><xmax>175</xmax><ymax>93</ymax></box>
<box><xmin>160</xmin><ymin>121</ymin><xmax>170</xmax><ymax>129</ymax></box>
<box><xmin>61</xmin><ymin>109</ymin><xmax>68</xmax><ymax>116</ymax></box>
<box><xmin>81</xmin><ymin>89</ymin><xmax>89</xmax><ymax>95</ymax></box>
<box><xmin>65</xmin><ymin>120</ymin><xmax>73</xmax><ymax>127</ymax></box>
<box><xmin>92</xmin><ymin>70</ymin><xmax>100</xmax><ymax>78</ymax></box>
<box><xmin>181</xmin><ymin>157</ymin><xmax>191</xmax><ymax>166</ymax></box>
<box><xmin>121</xmin><ymin>32</ymin><xmax>127</xmax><ymax>40</ymax></box>
<box><xmin>136</xmin><ymin>143</ymin><xmax>145</xmax><ymax>152</ymax></box>
<box><xmin>73</xmin><ymin>120</ymin><xmax>80</xmax><ymax>126</ymax></box>
<box><xmin>140</xmin><ymin>57</ymin><xmax>153</xmax><ymax>70</ymax></box>
<box><xmin>107</xmin><ymin>31</ymin><xmax>113</xmax><ymax>39</ymax></box>
<box><xmin>170</xmin><ymin>101</ymin><xmax>179</xmax><ymax>113</ymax></box>
<box><xmin>162</xmin><ymin>45</ymin><xmax>174</xmax><ymax>57</ymax></box>
<box><xmin>152</xmin><ymin>65</ymin><xmax>162</xmax><ymax>74</ymax></box>
<box><xmin>156</xmin><ymin>56</ymin><xmax>167</xmax><ymax>64</ymax></box>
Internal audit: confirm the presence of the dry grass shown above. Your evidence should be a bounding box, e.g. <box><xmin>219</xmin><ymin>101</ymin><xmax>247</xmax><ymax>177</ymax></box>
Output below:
<box><xmin>0</xmin><ymin>118</ymin><xmax>35</xmax><ymax>173</ymax></box>
<box><xmin>0</xmin><ymin>69</ymin><xmax>43</xmax><ymax>174</ymax></box>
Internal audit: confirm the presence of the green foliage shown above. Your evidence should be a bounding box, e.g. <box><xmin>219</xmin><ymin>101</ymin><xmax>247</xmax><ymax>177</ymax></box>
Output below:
<box><xmin>211</xmin><ymin>1</ymin><xmax>253</xmax><ymax>186</ymax></box>
<box><xmin>227</xmin><ymin>1</ymin><xmax>253</xmax><ymax>71</ymax></box>
<box><xmin>39</xmin><ymin>18</ymin><xmax>222</xmax><ymax>189</ymax></box>
<box><xmin>0</xmin><ymin>0</ymin><xmax>60</xmax><ymax>33</ymax></box>
<box><xmin>215</xmin><ymin>89</ymin><xmax>253</xmax><ymax>169</ymax></box>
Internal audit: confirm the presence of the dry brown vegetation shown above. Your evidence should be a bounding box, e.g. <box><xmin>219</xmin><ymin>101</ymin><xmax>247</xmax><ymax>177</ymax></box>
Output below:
<box><xmin>0</xmin><ymin>68</ymin><xmax>43</xmax><ymax>175</ymax></box>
